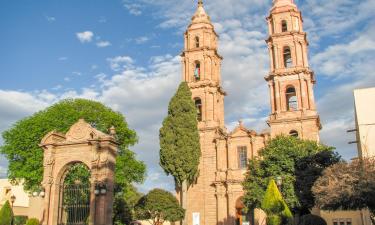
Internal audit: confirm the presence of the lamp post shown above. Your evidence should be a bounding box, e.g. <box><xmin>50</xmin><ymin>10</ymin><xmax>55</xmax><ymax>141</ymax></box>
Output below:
<box><xmin>94</xmin><ymin>183</ymin><xmax>107</xmax><ymax>196</ymax></box>
<box><xmin>10</xmin><ymin>195</ymin><xmax>16</xmax><ymax>225</ymax></box>
<box><xmin>276</xmin><ymin>176</ymin><xmax>283</xmax><ymax>192</ymax></box>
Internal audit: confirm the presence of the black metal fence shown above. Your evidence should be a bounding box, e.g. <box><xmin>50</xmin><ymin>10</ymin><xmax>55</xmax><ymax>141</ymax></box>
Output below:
<box><xmin>58</xmin><ymin>184</ymin><xmax>91</xmax><ymax>225</ymax></box>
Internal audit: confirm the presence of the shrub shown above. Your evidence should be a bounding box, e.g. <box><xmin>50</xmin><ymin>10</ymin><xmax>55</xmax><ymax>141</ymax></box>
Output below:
<box><xmin>14</xmin><ymin>216</ymin><xmax>28</xmax><ymax>225</ymax></box>
<box><xmin>0</xmin><ymin>201</ymin><xmax>13</xmax><ymax>225</ymax></box>
<box><xmin>261</xmin><ymin>180</ymin><xmax>293</xmax><ymax>225</ymax></box>
<box><xmin>25</xmin><ymin>218</ymin><xmax>39</xmax><ymax>225</ymax></box>
<box><xmin>298</xmin><ymin>214</ymin><xmax>327</xmax><ymax>225</ymax></box>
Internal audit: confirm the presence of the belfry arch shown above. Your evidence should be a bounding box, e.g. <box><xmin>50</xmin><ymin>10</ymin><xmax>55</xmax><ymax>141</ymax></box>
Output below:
<box><xmin>40</xmin><ymin>119</ymin><xmax>118</xmax><ymax>225</ymax></box>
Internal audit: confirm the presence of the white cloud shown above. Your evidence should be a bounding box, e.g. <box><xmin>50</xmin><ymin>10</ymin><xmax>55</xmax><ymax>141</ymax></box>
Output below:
<box><xmin>107</xmin><ymin>56</ymin><xmax>135</xmax><ymax>72</ymax></box>
<box><xmin>58</xmin><ymin>57</ymin><xmax>68</xmax><ymax>61</ymax></box>
<box><xmin>76</xmin><ymin>31</ymin><xmax>94</xmax><ymax>43</ymax></box>
<box><xmin>96</xmin><ymin>41</ymin><xmax>111</xmax><ymax>48</ymax></box>
<box><xmin>135</xmin><ymin>36</ymin><xmax>150</xmax><ymax>44</ymax></box>
<box><xmin>45</xmin><ymin>15</ymin><xmax>56</xmax><ymax>22</ymax></box>
<box><xmin>123</xmin><ymin>1</ymin><xmax>143</xmax><ymax>16</ymax></box>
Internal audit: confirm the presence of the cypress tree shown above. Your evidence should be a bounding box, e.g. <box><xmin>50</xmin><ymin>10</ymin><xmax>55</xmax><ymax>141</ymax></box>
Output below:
<box><xmin>0</xmin><ymin>200</ymin><xmax>13</xmax><ymax>225</ymax></box>
<box><xmin>261</xmin><ymin>179</ymin><xmax>292</xmax><ymax>225</ymax></box>
<box><xmin>159</xmin><ymin>82</ymin><xmax>201</xmax><ymax>223</ymax></box>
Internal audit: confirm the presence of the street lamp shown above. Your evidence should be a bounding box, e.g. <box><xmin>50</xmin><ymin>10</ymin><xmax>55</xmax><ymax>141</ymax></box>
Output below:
<box><xmin>276</xmin><ymin>176</ymin><xmax>283</xmax><ymax>190</ymax></box>
<box><xmin>95</xmin><ymin>183</ymin><xmax>107</xmax><ymax>196</ymax></box>
<box><xmin>10</xmin><ymin>195</ymin><xmax>16</xmax><ymax>208</ymax></box>
<box><xmin>10</xmin><ymin>195</ymin><xmax>16</xmax><ymax>225</ymax></box>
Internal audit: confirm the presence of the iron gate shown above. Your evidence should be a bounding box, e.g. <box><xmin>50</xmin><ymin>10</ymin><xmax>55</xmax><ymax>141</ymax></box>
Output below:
<box><xmin>58</xmin><ymin>184</ymin><xmax>91</xmax><ymax>225</ymax></box>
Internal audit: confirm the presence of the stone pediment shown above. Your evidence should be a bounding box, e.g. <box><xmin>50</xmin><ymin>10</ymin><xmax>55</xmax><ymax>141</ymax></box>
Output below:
<box><xmin>40</xmin><ymin>131</ymin><xmax>66</xmax><ymax>145</ymax></box>
<box><xmin>229</xmin><ymin>121</ymin><xmax>257</xmax><ymax>138</ymax></box>
<box><xmin>65</xmin><ymin>119</ymin><xmax>109</xmax><ymax>142</ymax></box>
<box><xmin>40</xmin><ymin>119</ymin><xmax>113</xmax><ymax>146</ymax></box>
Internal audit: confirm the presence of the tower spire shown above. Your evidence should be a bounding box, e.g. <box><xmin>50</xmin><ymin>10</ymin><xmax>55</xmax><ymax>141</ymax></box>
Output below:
<box><xmin>191</xmin><ymin>0</ymin><xmax>211</xmax><ymax>24</ymax></box>
<box><xmin>272</xmin><ymin>0</ymin><xmax>296</xmax><ymax>8</ymax></box>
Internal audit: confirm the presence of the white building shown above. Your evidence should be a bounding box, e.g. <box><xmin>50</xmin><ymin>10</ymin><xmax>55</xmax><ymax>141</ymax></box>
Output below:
<box><xmin>354</xmin><ymin>87</ymin><xmax>375</xmax><ymax>158</ymax></box>
<box><xmin>0</xmin><ymin>179</ymin><xmax>43</xmax><ymax>219</ymax></box>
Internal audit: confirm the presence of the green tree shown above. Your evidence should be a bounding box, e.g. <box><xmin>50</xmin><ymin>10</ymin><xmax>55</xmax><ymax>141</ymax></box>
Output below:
<box><xmin>261</xmin><ymin>179</ymin><xmax>292</xmax><ymax>225</ymax></box>
<box><xmin>134</xmin><ymin>189</ymin><xmax>185</xmax><ymax>225</ymax></box>
<box><xmin>0</xmin><ymin>201</ymin><xmax>13</xmax><ymax>225</ymax></box>
<box><xmin>113</xmin><ymin>186</ymin><xmax>143</xmax><ymax>225</ymax></box>
<box><xmin>243</xmin><ymin>136</ymin><xmax>340</xmax><ymax>215</ymax></box>
<box><xmin>25</xmin><ymin>218</ymin><xmax>39</xmax><ymax>225</ymax></box>
<box><xmin>159</xmin><ymin>82</ymin><xmax>201</xmax><ymax>219</ymax></box>
<box><xmin>0</xmin><ymin>99</ymin><xmax>146</xmax><ymax>192</ymax></box>
<box><xmin>313</xmin><ymin>158</ymin><xmax>375</xmax><ymax>223</ymax></box>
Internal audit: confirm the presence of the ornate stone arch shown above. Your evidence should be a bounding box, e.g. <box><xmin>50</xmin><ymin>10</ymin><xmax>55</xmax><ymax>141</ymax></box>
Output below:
<box><xmin>40</xmin><ymin>119</ymin><xmax>118</xmax><ymax>225</ymax></box>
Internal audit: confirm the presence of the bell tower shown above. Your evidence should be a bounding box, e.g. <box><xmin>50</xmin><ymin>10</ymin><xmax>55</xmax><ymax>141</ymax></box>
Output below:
<box><xmin>181</xmin><ymin>0</ymin><xmax>225</xmax><ymax>129</ymax></box>
<box><xmin>266</xmin><ymin>0</ymin><xmax>321</xmax><ymax>141</ymax></box>
<box><xmin>180</xmin><ymin>1</ymin><xmax>227</xmax><ymax>225</ymax></box>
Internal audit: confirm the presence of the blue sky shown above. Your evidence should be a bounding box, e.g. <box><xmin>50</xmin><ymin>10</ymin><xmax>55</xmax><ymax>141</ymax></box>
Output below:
<box><xmin>1</xmin><ymin>0</ymin><xmax>375</xmax><ymax>193</ymax></box>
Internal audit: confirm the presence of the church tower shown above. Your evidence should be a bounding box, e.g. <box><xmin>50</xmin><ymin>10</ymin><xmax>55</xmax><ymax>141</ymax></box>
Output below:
<box><xmin>181</xmin><ymin>0</ymin><xmax>225</xmax><ymax>128</ymax></box>
<box><xmin>180</xmin><ymin>1</ymin><xmax>227</xmax><ymax>225</ymax></box>
<box><xmin>266</xmin><ymin>0</ymin><xmax>321</xmax><ymax>141</ymax></box>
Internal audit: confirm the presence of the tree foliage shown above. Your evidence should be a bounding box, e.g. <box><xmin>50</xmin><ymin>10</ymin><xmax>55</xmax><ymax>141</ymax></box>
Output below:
<box><xmin>261</xmin><ymin>179</ymin><xmax>292</xmax><ymax>225</ymax></box>
<box><xmin>0</xmin><ymin>99</ymin><xmax>146</xmax><ymax>191</ymax></box>
<box><xmin>113</xmin><ymin>186</ymin><xmax>143</xmax><ymax>225</ymax></box>
<box><xmin>312</xmin><ymin>158</ymin><xmax>375</xmax><ymax>222</ymax></box>
<box><xmin>25</xmin><ymin>218</ymin><xmax>39</xmax><ymax>225</ymax></box>
<box><xmin>159</xmin><ymin>82</ymin><xmax>201</xmax><ymax>186</ymax></box>
<box><xmin>134</xmin><ymin>189</ymin><xmax>185</xmax><ymax>225</ymax></box>
<box><xmin>243</xmin><ymin>136</ymin><xmax>340</xmax><ymax>214</ymax></box>
<box><xmin>0</xmin><ymin>201</ymin><xmax>13</xmax><ymax>225</ymax></box>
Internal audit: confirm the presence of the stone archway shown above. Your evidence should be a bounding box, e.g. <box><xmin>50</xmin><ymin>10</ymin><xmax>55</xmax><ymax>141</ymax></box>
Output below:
<box><xmin>40</xmin><ymin>119</ymin><xmax>118</xmax><ymax>225</ymax></box>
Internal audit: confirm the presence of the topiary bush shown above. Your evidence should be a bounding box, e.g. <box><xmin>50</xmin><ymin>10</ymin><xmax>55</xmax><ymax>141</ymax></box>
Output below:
<box><xmin>25</xmin><ymin>218</ymin><xmax>39</xmax><ymax>225</ymax></box>
<box><xmin>261</xmin><ymin>179</ymin><xmax>293</xmax><ymax>225</ymax></box>
<box><xmin>298</xmin><ymin>214</ymin><xmax>327</xmax><ymax>225</ymax></box>
<box><xmin>0</xmin><ymin>200</ymin><xmax>13</xmax><ymax>225</ymax></box>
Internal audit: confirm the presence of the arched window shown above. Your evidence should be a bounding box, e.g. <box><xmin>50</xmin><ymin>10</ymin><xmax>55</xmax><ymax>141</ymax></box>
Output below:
<box><xmin>286</xmin><ymin>87</ymin><xmax>298</xmax><ymax>111</ymax></box>
<box><xmin>195</xmin><ymin>98</ymin><xmax>202</xmax><ymax>121</ymax></box>
<box><xmin>195</xmin><ymin>36</ymin><xmax>200</xmax><ymax>48</ymax></box>
<box><xmin>281</xmin><ymin>20</ymin><xmax>288</xmax><ymax>32</ymax></box>
<box><xmin>194</xmin><ymin>62</ymin><xmax>201</xmax><ymax>81</ymax></box>
<box><xmin>283</xmin><ymin>47</ymin><xmax>293</xmax><ymax>68</ymax></box>
<box><xmin>289</xmin><ymin>130</ymin><xmax>299</xmax><ymax>138</ymax></box>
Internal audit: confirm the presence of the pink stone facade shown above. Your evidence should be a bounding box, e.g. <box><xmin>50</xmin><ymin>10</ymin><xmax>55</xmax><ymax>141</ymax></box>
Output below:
<box><xmin>178</xmin><ymin>0</ymin><xmax>321</xmax><ymax>225</ymax></box>
<box><xmin>40</xmin><ymin>119</ymin><xmax>118</xmax><ymax>225</ymax></box>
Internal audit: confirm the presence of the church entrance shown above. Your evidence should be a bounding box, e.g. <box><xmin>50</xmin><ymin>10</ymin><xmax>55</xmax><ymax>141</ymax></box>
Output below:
<box><xmin>236</xmin><ymin>198</ymin><xmax>251</xmax><ymax>225</ymax></box>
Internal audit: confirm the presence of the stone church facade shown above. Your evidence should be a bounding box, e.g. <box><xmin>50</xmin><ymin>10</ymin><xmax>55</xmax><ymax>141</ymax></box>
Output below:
<box><xmin>176</xmin><ymin>0</ymin><xmax>321</xmax><ymax>225</ymax></box>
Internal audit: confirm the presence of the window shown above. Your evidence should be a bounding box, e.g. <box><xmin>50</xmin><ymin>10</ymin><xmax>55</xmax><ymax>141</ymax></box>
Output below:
<box><xmin>194</xmin><ymin>62</ymin><xmax>201</xmax><ymax>81</ymax></box>
<box><xmin>289</xmin><ymin>130</ymin><xmax>298</xmax><ymax>138</ymax></box>
<box><xmin>333</xmin><ymin>219</ymin><xmax>352</xmax><ymax>225</ymax></box>
<box><xmin>283</xmin><ymin>47</ymin><xmax>293</xmax><ymax>68</ymax></box>
<box><xmin>195</xmin><ymin>36</ymin><xmax>200</xmax><ymax>48</ymax></box>
<box><xmin>195</xmin><ymin>98</ymin><xmax>202</xmax><ymax>121</ymax></box>
<box><xmin>238</xmin><ymin>146</ymin><xmax>248</xmax><ymax>169</ymax></box>
<box><xmin>286</xmin><ymin>87</ymin><xmax>298</xmax><ymax>111</ymax></box>
<box><xmin>281</xmin><ymin>20</ymin><xmax>288</xmax><ymax>32</ymax></box>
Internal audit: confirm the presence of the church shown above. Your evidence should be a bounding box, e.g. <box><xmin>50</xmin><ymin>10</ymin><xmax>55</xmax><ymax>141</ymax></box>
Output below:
<box><xmin>176</xmin><ymin>0</ymin><xmax>321</xmax><ymax>224</ymax></box>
